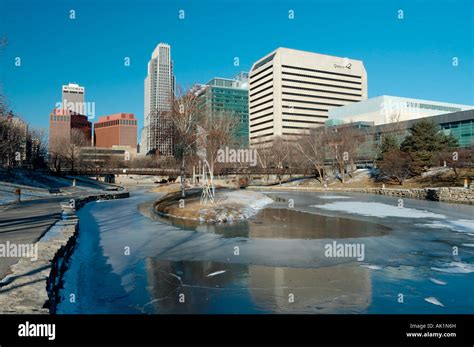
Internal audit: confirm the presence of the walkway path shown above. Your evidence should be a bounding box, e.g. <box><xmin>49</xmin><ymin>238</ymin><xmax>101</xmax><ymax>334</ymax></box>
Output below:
<box><xmin>0</xmin><ymin>196</ymin><xmax>65</xmax><ymax>279</ymax></box>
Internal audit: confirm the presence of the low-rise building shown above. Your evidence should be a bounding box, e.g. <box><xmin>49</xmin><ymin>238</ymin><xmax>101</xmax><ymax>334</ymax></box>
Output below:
<box><xmin>94</xmin><ymin>113</ymin><xmax>137</xmax><ymax>150</ymax></box>
<box><xmin>328</xmin><ymin>95</ymin><xmax>474</xmax><ymax>126</ymax></box>
<box><xmin>48</xmin><ymin>108</ymin><xmax>92</xmax><ymax>153</ymax></box>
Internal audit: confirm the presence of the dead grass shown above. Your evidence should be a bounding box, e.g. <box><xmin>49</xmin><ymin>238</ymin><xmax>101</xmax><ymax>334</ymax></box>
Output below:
<box><xmin>295</xmin><ymin>168</ymin><xmax>474</xmax><ymax>189</ymax></box>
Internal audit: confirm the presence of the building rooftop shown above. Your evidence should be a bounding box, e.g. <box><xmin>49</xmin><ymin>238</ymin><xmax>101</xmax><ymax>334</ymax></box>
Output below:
<box><xmin>96</xmin><ymin>113</ymin><xmax>135</xmax><ymax>123</ymax></box>
<box><xmin>251</xmin><ymin>47</ymin><xmax>365</xmax><ymax>72</ymax></box>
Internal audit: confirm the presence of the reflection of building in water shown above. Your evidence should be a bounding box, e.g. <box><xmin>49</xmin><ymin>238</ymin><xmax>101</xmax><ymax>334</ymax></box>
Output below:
<box><xmin>145</xmin><ymin>259</ymin><xmax>373</xmax><ymax>314</ymax></box>
<box><xmin>145</xmin><ymin>259</ymin><xmax>245</xmax><ymax>313</ymax></box>
<box><xmin>248</xmin><ymin>208</ymin><xmax>389</xmax><ymax>239</ymax></box>
<box><xmin>248</xmin><ymin>264</ymin><xmax>372</xmax><ymax>313</ymax></box>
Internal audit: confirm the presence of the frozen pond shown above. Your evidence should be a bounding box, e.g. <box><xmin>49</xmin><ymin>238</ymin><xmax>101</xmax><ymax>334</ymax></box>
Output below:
<box><xmin>57</xmin><ymin>187</ymin><xmax>474</xmax><ymax>314</ymax></box>
<box><xmin>154</xmin><ymin>207</ymin><xmax>390</xmax><ymax>239</ymax></box>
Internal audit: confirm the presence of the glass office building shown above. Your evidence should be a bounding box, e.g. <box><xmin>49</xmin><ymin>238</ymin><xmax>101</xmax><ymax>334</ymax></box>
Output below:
<box><xmin>197</xmin><ymin>73</ymin><xmax>249</xmax><ymax>147</ymax></box>
<box><xmin>440</xmin><ymin>118</ymin><xmax>474</xmax><ymax>147</ymax></box>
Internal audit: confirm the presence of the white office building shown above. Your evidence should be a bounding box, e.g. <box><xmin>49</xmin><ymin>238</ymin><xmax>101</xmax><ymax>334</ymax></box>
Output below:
<box><xmin>327</xmin><ymin>95</ymin><xmax>474</xmax><ymax>126</ymax></box>
<box><xmin>143</xmin><ymin>43</ymin><xmax>175</xmax><ymax>155</ymax></box>
<box><xmin>248</xmin><ymin>48</ymin><xmax>367</xmax><ymax>147</ymax></box>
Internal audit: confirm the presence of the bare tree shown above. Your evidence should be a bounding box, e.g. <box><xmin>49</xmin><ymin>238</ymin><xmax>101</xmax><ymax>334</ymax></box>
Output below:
<box><xmin>271</xmin><ymin>136</ymin><xmax>297</xmax><ymax>184</ymax></box>
<box><xmin>0</xmin><ymin>114</ymin><xmax>26</xmax><ymax>168</ymax></box>
<box><xmin>296</xmin><ymin>128</ymin><xmax>327</xmax><ymax>184</ymax></box>
<box><xmin>326</xmin><ymin>127</ymin><xmax>363</xmax><ymax>183</ymax></box>
<box><xmin>254</xmin><ymin>144</ymin><xmax>272</xmax><ymax>180</ymax></box>
<box><xmin>29</xmin><ymin>127</ymin><xmax>47</xmax><ymax>169</ymax></box>
<box><xmin>170</xmin><ymin>86</ymin><xmax>203</xmax><ymax>197</ymax></box>
<box><xmin>62</xmin><ymin>128</ymin><xmax>87</xmax><ymax>174</ymax></box>
<box><xmin>197</xmin><ymin>111</ymin><xmax>238</xmax><ymax>202</ymax></box>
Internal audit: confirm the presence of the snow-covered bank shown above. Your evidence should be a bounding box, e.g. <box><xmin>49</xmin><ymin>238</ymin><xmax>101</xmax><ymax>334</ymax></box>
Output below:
<box><xmin>0</xmin><ymin>190</ymin><xmax>130</xmax><ymax>314</ymax></box>
<box><xmin>0</xmin><ymin>169</ymin><xmax>118</xmax><ymax>205</ymax></box>
<box><xmin>0</xmin><ymin>181</ymin><xmax>51</xmax><ymax>205</ymax></box>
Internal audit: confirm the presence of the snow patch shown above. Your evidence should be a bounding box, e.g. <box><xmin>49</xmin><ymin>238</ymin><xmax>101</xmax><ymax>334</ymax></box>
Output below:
<box><xmin>429</xmin><ymin>278</ymin><xmax>447</xmax><ymax>285</ymax></box>
<box><xmin>206</xmin><ymin>270</ymin><xmax>226</xmax><ymax>277</ymax></box>
<box><xmin>312</xmin><ymin>202</ymin><xmax>446</xmax><ymax>219</ymax></box>
<box><xmin>431</xmin><ymin>262</ymin><xmax>474</xmax><ymax>274</ymax></box>
<box><xmin>425</xmin><ymin>297</ymin><xmax>444</xmax><ymax>307</ymax></box>
<box><xmin>416</xmin><ymin>219</ymin><xmax>474</xmax><ymax>234</ymax></box>
<box><xmin>360</xmin><ymin>264</ymin><xmax>383</xmax><ymax>270</ymax></box>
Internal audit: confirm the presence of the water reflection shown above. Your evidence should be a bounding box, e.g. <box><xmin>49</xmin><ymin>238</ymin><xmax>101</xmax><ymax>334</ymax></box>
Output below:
<box><xmin>143</xmin><ymin>203</ymin><xmax>390</xmax><ymax>239</ymax></box>
<box><xmin>145</xmin><ymin>259</ymin><xmax>372</xmax><ymax>314</ymax></box>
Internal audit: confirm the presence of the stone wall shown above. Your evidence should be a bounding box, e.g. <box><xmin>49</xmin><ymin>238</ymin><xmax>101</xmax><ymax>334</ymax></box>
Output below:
<box><xmin>250</xmin><ymin>186</ymin><xmax>474</xmax><ymax>205</ymax></box>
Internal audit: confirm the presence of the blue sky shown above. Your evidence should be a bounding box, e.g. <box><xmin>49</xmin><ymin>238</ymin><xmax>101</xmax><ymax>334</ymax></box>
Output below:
<box><xmin>0</xmin><ymin>0</ymin><xmax>473</xmax><ymax>135</ymax></box>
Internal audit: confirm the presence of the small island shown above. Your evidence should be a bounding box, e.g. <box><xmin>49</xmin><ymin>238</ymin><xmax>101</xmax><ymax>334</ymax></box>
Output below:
<box><xmin>153</xmin><ymin>184</ymin><xmax>273</xmax><ymax>223</ymax></box>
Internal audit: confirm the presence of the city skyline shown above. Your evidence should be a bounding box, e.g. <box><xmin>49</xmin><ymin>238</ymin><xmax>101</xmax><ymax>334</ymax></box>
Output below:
<box><xmin>0</xmin><ymin>0</ymin><xmax>473</xmax><ymax>135</ymax></box>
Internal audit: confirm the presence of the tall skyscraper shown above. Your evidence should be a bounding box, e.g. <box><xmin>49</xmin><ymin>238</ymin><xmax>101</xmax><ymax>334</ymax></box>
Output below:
<box><xmin>142</xmin><ymin>43</ymin><xmax>175</xmax><ymax>155</ymax></box>
<box><xmin>62</xmin><ymin>83</ymin><xmax>85</xmax><ymax>114</ymax></box>
<box><xmin>248</xmin><ymin>48</ymin><xmax>367</xmax><ymax>147</ymax></box>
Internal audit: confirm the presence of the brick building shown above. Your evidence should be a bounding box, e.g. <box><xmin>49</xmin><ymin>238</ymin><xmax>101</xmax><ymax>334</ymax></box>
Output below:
<box><xmin>48</xmin><ymin>108</ymin><xmax>92</xmax><ymax>153</ymax></box>
<box><xmin>94</xmin><ymin>113</ymin><xmax>137</xmax><ymax>150</ymax></box>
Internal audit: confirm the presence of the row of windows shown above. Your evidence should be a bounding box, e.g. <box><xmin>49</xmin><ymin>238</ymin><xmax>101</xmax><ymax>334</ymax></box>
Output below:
<box><xmin>250</xmin><ymin>118</ymin><xmax>273</xmax><ymax>128</ymax></box>
<box><xmin>282</xmin><ymin>125</ymin><xmax>311</xmax><ymax>130</ymax></box>
<box><xmin>282</xmin><ymin>98</ymin><xmax>343</xmax><ymax>108</ymax></box>
<box><xmin>282</xmin><ymin>91</ymin><xmax>359</xmax><ymax>104</ymax></box>
<box><xmin>250</xmin><ymin>130</ymin><xmax>274</xmax><ymax>139</ymax></box>
<box><xmin>282</xmin><ymin>78</ymin><xmax>362</xmax><ymax>91</ymax></box>
<box><xmin>249</xmin><ymin>82</ymin><xmax>273</xmax><ymax>99</ymax></box>
<box><xmin>95</xmin><ymin>119</ymin><xmax>137</xmax><ymax>128</ymax></box>
<box><xmin>51</xmin><ymin>115</ymin><xmax>70</xmax><ymax>122</ymax></box>
<box><xmin>250</xmin><ymin>70</ymin><xmax>273</xmax><ymax>88</ymax></box>
<box><xmin>408</xmin><ymin>102</ymin><xmax>461</xmax><ymax>113</ymax></box>
<box><xmin>282</xmin><ymin>84</ymin><xmax>362</xmax><ymax>98</ymax></box>
<box><xmin>282</xmin><ymin>112</ymin><xmax>328</xmax><ymax>119</ymax></box>
<box><xmin>250</xmin><ymin>99</ymin><xmax>273</xmax><ymax>110</ymax></box>
<box><xmin>250</xmin><ymin>111</ymin><xmax>273</xmax><ymax>122</ymax></box>
<box><xmin>81</xmin><ymin>149</ymin><xmax>125</xmax><ymax>155</ymax></box>
<box><xmin>282</xmin><ymin>71</ymin><xmax>362</xmax><ymax>86</ymax></box>
<box><xmin>250</xmin><ymin>105</ymin><xmax>273</xmax><ymax>116</ymax></box>
<box><xmin>212</xmin><ymin>99</ymin><xmax>248</xmax><ymax>105</ymax></box>
<box><xmin>282</xmin><ymin>64</ymin><xmax>362</xmax><ymax>80</ymax></box>
<box><xmin>251</xmin><ymin>57</ymin><xmax>274</xmax><ymax>73</ymax></box>
<box><xmin>250</xmin><ymin>124</ymin><xmax>273</xmax><ymax>134</ymax></box>
<box><xmin>213</xmin><ymin>89</ymin><xmax>247</xmax><ymax>96</ymax></box>
<box><xmin>250</xmin><ymin>91</ymin><xmax>273</xmax><ymax>104</ymax></box>
<box><xmin>211</xmin><ymin>107</ymin><xmax>248</xmax><ymax>114</ymax></box>
<box><xmin>282</xmin><ymin>105</ymin><xmax>328</xmax><ymax>112</ymax></box>
<box><xmin>282</xmin><ymin>119</ymin><xmax>325</xmax><ymax>125</ymax></box>
<box><xmin>282</xmin><ymin>132</ymin><xmax>310</xmax><ymax>137</ymax></box>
